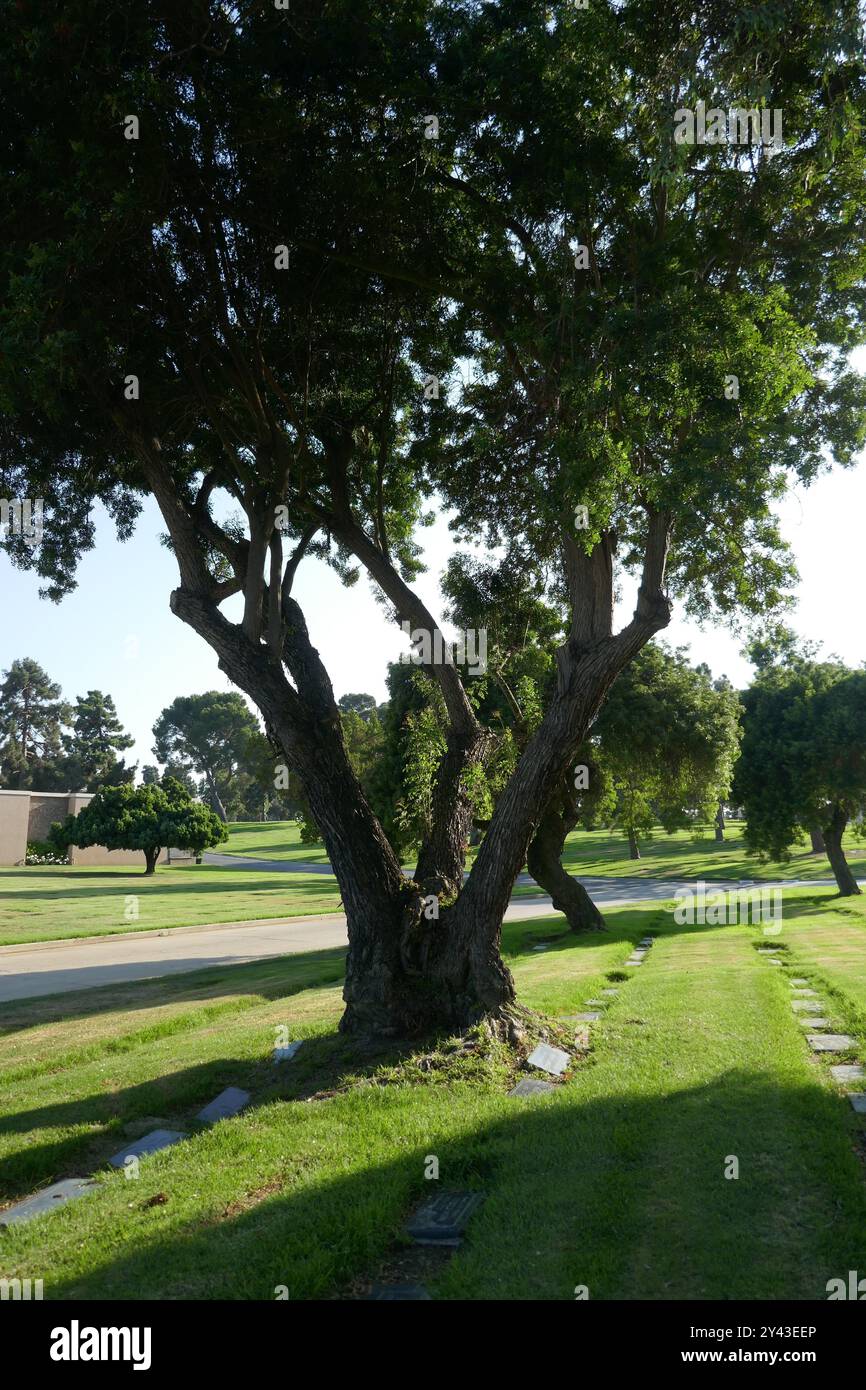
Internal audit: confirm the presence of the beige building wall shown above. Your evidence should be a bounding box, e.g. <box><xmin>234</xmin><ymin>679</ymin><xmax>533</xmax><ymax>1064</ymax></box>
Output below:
<box><xmin>0</xmin><ymin>791</ymin><xmax>30</xmax><ymax>865</ymax></box>
<box><xmin>0</xmin><ymin>790</ymin><xmax>167</xmax><ymax>868</ymax></box>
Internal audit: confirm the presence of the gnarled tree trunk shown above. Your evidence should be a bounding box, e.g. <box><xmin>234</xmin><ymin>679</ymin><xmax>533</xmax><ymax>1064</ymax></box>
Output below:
<box><xmin>526</xmin><ymin>788</ymin><xmax>604</xmax><ymax>932</ymax></box>
<box><xmin>143</xmin><ymin>846</ymin><xmax>160</xmax><ymax>875</ymax></box>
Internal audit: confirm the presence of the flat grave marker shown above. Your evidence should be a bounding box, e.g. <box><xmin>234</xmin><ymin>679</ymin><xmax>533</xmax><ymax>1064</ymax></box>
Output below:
<box><xmin>274</xmin><ymin>1041</ymin><xmax>303</xmax><ymax>1063</ymax></box>
<box><xmin>799</xmin><ymin>1017</ymin><xmax>830</xmax><ymax>1028</ymax></box>
<box><xmin>526</xmin><ymin>1042</ymin><xmax>571</xmax><ymax>1076</ymax></box>
<box><xmin>108</xmin><ymin>1130</ymin><xmax>187</xmax><ymax>1169</ymax></box>
<box><xmin>849</xmin><ymin>1094</ymin><xmax>866</xmax><ymax>1115</ymax></box>
<box><xmin>405</xmin><ymin>1190</ymin><xmax>485</xmax><ymax>1246</ymax></box>
<box><xmin>196</xmin><ymin>1087</ymin><xmax>251</xmax><ymax>1125</ymax></box>
<box><xmin>807</xmin><ymin>1034</ymin><xmax>856</xmax><ymax>1053</ymax></box>
<box><xmin>508</xmin><ymin>1077</ymin><xmax>555</xmax><ymax>1098</ymax></box>
<box><xmin>0</xmin><ymin>1178</ymin><xmax>98</xmax><ymax>1228</ymax></box>
<box><xmin>830</xmin><ymin>1064</ymin><xmax>866</xmax><ymax>1086</ymax></box>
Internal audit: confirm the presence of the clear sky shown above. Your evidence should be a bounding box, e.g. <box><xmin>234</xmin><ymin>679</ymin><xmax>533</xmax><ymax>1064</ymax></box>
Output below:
<box><xmin>2</xmin><ymin>452</ymin><xmax>865</xmax><ymax>774</ymax></box>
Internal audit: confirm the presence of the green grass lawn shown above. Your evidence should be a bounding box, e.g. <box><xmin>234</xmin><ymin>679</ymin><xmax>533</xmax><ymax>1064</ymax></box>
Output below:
<box><xmin>0</xmin><ymin>864</ymin><xmax>343</xmax><ymax>946</ymax></box>
<box><xmin>226</xmin><ymin>817</ymin><xmax>866</xmax><ymax>884</ymax></box>
<box><xmin>222</xmin><ymin>820</ymin><xmax>332</xmax><ymax>863</ymax></box>
<box><xmin>2</xmin><ymin>895</ymin><xmax>865</xmax><ymax>1300</ymax></box>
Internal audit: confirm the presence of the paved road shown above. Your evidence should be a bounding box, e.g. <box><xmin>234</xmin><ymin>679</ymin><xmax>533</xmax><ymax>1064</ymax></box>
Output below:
<box><xmin>1</xmin><ymin>873</ymin><xmax>860</xmax><ymax>1005</ymax></box>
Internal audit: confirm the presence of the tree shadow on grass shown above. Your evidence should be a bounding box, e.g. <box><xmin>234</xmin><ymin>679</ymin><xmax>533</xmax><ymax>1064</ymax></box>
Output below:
<box><xmin>3</xmin><ymin>1066</ymin><xmax>866</xmax><ymax>1302</ymax></box>
<box><xmin>0</xmin><ymin>1030</ymin><xmax>439</xmax><ymax>1202</ymax></box>
<box><xmin>0</xmin><ymin>946</ymin><xmax>349</xmax><ymax>1037</ymax></box>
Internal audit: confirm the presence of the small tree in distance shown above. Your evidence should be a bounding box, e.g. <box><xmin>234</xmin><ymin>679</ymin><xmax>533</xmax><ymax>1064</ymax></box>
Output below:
<box><xmin>51</xmin><ymin>777</ymin><xmax>227</xmax><ymax>875</ymax></box>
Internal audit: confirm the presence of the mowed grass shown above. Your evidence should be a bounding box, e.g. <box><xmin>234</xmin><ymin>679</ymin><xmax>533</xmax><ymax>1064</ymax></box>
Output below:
<box><xmin>222</xmin><ymin>820</ymin><xmax>331</xmax><ymax>864</ymax></box>
<box><xmin>2</xmin><ymin>898</ymin><xmax>866</xmax><ymax>1300</ymax></box>
<box><xmin>763</xmin><ymin>888</ymin><xmax>866</xmax><ymax>1032</ymax></box>
<box><xmin>0</xmin><ymin>864</ymin><xmax>342</xmax><ymax>946</ymax></box>
<box><xmin>226</xmin><ymin>818</ymin><xmax>866</xmax><ymax>884</ymax></box>
<box><xmin>4</xmin><ymin>819</ymin><xmax>862</xmax><ymax>948</ymax></box>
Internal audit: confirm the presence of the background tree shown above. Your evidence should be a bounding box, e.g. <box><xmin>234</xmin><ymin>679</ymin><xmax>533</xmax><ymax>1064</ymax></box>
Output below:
<box><xmin>61</xmin><ymin>690</ymin><xmax>135</xmax><ymax>790</ymax></box>
<box><xmin>737</xmin><ymin>658</ymin><xmax>866</xmax><ymax>895</ymax></box>
<box><xmin>0</xmin><ymin>659</ymin><xmax>70</xmax><ymax>789</ymax></box>
<box><xmin>152</xmin><ymin>692</ymin><xmax>261</xmax><ymax>823</ymax></box>
<box><xmin>592</xmin><ymin>646</ymin><xmax>742</xmax><ymax>859</ymax></box>
<box><xmin>338</xmin><ymin>693</ymin><xmax>378</xmax><ymax>722</ymax></box>
<box><xmin>52</xmin><ymin>776</ymin><xmax>227</xmax><ymax>875</ymax></box>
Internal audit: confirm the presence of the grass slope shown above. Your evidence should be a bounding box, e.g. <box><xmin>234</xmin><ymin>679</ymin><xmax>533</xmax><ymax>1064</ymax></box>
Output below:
<box><xmin>0</xmin><ymin>864</ymin><xmax>342</xmax><ymax>946</ymax></box>
<box><xmin>2</xmin><ymin>898</ymin><xmax>865</xmax><ymax>1300</ymax></box>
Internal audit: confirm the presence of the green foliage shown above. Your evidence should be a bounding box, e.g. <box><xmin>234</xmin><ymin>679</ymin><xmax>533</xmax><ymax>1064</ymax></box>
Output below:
<box><xmin>61</xmin><ymin>689</ymin><xmax>135</xmax><ymax>790</ymax></box>
<box><xmin>58</xmin><ymin>776</ymin><xmax>227</xmax><ymax>870</ymax></box>
<box><xmin>152</xmin><ymin>692</ymin><xmax>262</xmax><ymax>821</ymax></box>
<box><xmin>593</xmin><ymin>644</ymin><xmax>742</xmax><ymax>849</ymax></box>
<box><xmin>737</xmin><ymin>657</ymin><xmax>866</xmax><ymax>861</ymax></box>
<box><xmin>0</xmin><ymin>658</ymin><xmax>70</xmax><ymax>789</ymax></box>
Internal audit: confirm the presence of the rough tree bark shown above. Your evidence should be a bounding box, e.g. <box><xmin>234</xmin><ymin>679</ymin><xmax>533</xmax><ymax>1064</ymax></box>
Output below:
<box><xmin>144</xmin><ymin>442</ymin><xmax>670</xmax><ymax>1038</ymax></box>
<box><xmin>809</xmin><ymin>826</ymin><xmax>825</xmax><ymax>854</ymax></box>
<box><xmin>627</xmin><ymin>828</ymin><xmax>641</xmax><ymax>860</ymax></box>
<box><xmin>143</xmin><ymin>846</ymin><xmax>160</xmax><ymax>876</ymax></box>
<box><xmin>443</xmin><ymin>520</ymin><xmax>672</xmax><ymax>970</ymax></box>
<box><xmin>526</xmin><ymin>783</ymin><xmax>605</xmax><ymax>932</ymax></box>
<box><xmin>715</xmin><ymin>803</ymin><xmax>725</xmax><ymax>843</ymax></box>
<box><xmin>823</xmin><ymin>806</ymin><xmax>861</xmax><ymax>897</ymax></box>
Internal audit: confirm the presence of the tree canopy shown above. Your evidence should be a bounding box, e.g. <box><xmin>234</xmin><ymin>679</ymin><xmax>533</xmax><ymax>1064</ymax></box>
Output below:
<box><xmin>53</xmin><ymin>776</ymin><xmax>227</xmax><ymax>875</ymax></box>
<box><xmin>2</xmin><ymin>2</ymin><xmax>865</xmax><ymax>1035</ymax></box>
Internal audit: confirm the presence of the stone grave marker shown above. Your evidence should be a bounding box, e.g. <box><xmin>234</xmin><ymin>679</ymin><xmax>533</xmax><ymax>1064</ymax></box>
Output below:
<box><xmin>108</xmin><ymin>1130</ymin><xmax>187</xmax><ymax>1169</ymax></box>
<box><xmin>196</xmin><ymin>1087</ymin><xmax>251</xmax><ymax>1125</ymax></box>
<box><xmin>573</xmin><ymin>1012</ymin><xmax>601</xmax><ymax>1023</ymax></box>
<box><xmin>274</xmin><ymin>1041</ymin><xmax>303</xmax><ymax>1063</ymax></box>
<box><xmin>0</xmin><ymin>1178</ymin><xmax>98</xmax><ymax>1228</ymax></box>
<box><xmin>849</xmin><ymin>1094</ymin><xmax>866</xmax><ymax>1115</ymax></box>
<box><xmin>508</xmin><ymin>1077</ymin><xmax>555</xmax><ymax>1097</ymax></box>
<box><xmin>830</xmin><ymin>1064</ymin><xmax>866</xmax><ymax>1086</ymax></box>
<box><xmin>405</xmin><ymin>1190</ymin><xmax>485</xmax><ymax>1246</ymax></box>
<box><xmin>526</xmin><ymin>1042</ymin><xmax>571</xmax><ymax>1076</ymax></box>
<box><xmin>799</xmin><ymin>1017</ymin><xmax>830</xmax><ymax>1028</ymax></box>
<box><xmin>807</xmin><ymin>1034</ymin><xmax>856</xmax><ymax>1053</ymax></box>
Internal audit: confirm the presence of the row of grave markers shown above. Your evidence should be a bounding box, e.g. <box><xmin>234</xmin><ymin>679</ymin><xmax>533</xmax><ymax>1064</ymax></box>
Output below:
<box><xmin>0</xmin><ymin>1050</ymin><xmax>301</xmax><ymax>1229</ymax></box>
<box><xmin>372</xmin><ymin>933</ymin><xmax>656</xmax><ymax>1297</ymax></box>
<box><xmin>757</xmin><ymin>948</ymin><xmax>866</xmax><ymax>1114</ymax></box>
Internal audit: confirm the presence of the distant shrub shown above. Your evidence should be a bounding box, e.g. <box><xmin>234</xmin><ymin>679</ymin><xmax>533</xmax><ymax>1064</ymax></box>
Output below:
<box><xmin>24</xmin><ymin>839</ymin><xmax>68</xmax><ymax>866</ymax></box>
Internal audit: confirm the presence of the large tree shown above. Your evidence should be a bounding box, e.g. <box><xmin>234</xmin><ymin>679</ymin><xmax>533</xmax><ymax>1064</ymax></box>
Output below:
<box><xmin>52</xmin><ymin>776</ymin><xmax>227</xmax><ymax>875</ymax></box>
<box><xmin>152</xmin><ymin>692</ymin><xmax>261</xmax><ymax>822</ymax></box>
<box><xmin>592</xmin><ymin>646</ymin><xmax>742</xmax><ymax>860</ymax></box>
<box><xmin>737</xmin><ymin>659</ymin><xmax>866</xmax><ymax>896</ymax></box>
<box><xmin>0</xmin><ymin>659</ymin><xmax>70</xmax><ymax>788</ymax></box>
<box><xmin>62</xmin><ymin>689</ymin><xmax>135</xmax><ymax>790</ymax></box>
<box><xmin>2</xmin><ymin>2</ymin><xmax>865</xmax><ymax>1036</ymax></box>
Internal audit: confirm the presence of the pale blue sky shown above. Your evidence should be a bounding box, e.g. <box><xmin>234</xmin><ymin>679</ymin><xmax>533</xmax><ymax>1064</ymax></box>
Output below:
<box><xmin>1</xmin><ymin>457</ymin><xmax>865</xmax><ymax>774</ymax></box>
